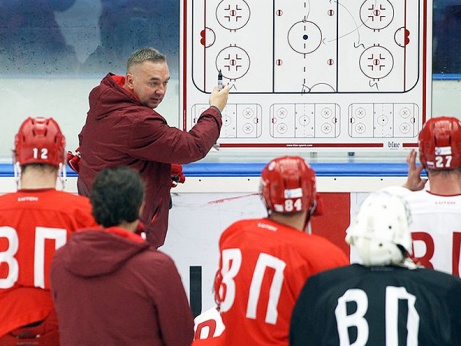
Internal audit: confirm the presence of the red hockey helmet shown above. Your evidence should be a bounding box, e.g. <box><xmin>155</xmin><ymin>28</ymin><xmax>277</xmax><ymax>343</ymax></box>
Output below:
<box><xmin>418</xmin><ymin>116</ymin><xmax>461</xmax><ymax>170</ymax></box>
<box><xmin>14</xmin><ymin>117</ymin><xmax>66</xmax><ymax>168</ymax></box>
<box><xmin>260</xmin><ymin>156</ymin><xmax>317</xmax><ymax>214</ymax></box>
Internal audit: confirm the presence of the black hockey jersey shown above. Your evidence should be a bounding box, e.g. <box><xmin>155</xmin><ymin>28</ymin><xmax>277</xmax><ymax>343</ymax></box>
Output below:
<box><xmin>290</xmin><ymin>264</ymin><xmax>461</xmax><ymax>346</ymax></box>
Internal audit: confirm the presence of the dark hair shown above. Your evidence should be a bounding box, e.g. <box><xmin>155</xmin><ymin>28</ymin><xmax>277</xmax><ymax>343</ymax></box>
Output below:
<box><xmin>90</xmin><ymin>167</ymin><xmax>145</xmax><ymax>227</ymax></box>
<box><xmin>126</xmin><ymin>47</ymin><xmax>166</xmax><ymax>71</ymax></box>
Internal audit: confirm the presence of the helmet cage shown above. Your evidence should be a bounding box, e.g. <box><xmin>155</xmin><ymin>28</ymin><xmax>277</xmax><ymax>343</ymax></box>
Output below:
<box><xmin>346</xmin><ymin>191</ymin><xmax>413</xmax><ymax>266</ymax></box>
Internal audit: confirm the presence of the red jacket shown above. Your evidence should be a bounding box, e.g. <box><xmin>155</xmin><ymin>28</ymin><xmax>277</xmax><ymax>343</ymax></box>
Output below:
<box><xmin>50</xmin><ymin>227</ymin><xmax>194</xmax><ymax>346</ymax></box>
<box><xmin>77</xmin><ymin>73</ymin><xmax>222</xmax><ymax>247</ymax></box>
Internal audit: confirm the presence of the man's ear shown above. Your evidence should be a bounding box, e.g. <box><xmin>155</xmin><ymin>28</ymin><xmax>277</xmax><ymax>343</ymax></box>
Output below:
<box><xmin>125</xmin><ymin>73</ymin><xmax>134</xmax><ymax>89</ymax></box>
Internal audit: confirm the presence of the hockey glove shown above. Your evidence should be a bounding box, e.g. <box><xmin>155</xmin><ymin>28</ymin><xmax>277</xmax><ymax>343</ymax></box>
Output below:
<box><xmin>67</xmin><ymin>147</ymin><xmax>81</xmax><ymax>173</ymax></box>
<box><xmin>171</xmin><ymin>163</ymin><xmax>186</xmax><ymax>187</ymax></box>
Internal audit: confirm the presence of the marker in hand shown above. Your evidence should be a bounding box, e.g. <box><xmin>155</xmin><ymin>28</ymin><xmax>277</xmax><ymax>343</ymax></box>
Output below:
<box><xmin>218</xmin><ymin>69</ymin><xmax>223</xmax><ymax>91</ymax></box>
<box><xmin>214</xmin><ymin>69</ymin><xmax>223</xmax><ymax>151</ymax></box>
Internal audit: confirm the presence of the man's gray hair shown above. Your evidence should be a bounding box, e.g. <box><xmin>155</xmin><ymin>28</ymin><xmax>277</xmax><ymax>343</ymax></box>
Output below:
<box><xmin>127</xmin><ymin>47</ymin><xmax>166</xmax><ymax>71</ymax></box>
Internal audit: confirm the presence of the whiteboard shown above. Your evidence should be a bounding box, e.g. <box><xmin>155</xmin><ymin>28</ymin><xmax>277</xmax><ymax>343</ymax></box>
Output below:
<box><xmin>180</xmin><ymin>0</ymin><xmax>433</xmax><ymax>151</ymax></box>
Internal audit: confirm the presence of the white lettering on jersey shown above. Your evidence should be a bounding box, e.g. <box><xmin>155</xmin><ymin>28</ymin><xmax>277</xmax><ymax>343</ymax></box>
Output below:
<box><xmin>385</xmin><ymin>286</ymin><xmax>419</xmax><ymax>346</ymax></box>
<box><xmin>335</xmin><ymin>287</ymin><xmax>419</xmax><ymax>345</ymax></box>
<box><xmin>219</xmin><ymin>249</ymin><xmax>287</xmax><ymax>325</ymax></box>
<box><xmin>0</xmin><ymin>226</ymin><xmax>19</xmax><ymax>289</ymax></box>
<box><xmin>17</xmin><ymin>196</ymin><xmax>39</xmax><ymax>202</ymax></box>
<box><xmin>257</xmin><ymin>222</ymin><xmax>278</xmax><ymax>232</ymax></box>
<box><xmin>247</xmin><ymin>253</ymin><xmax>286</xmax><ymax>324</ymax></box>
<box><xmin>219</xmin><ymin>249</ymin><xmax>242</xmax><ymax>312</ymax></box>
<box><xmin>0</xmin><ymin>226</ymin><xmax>67</xmax><ymax>289</ymax></box>
<box><xmin>335</xmin><ymin>289</ymin><xmax>369</xmax><ymax>346</ymax></box>
<box><xmin>34</xmin><ymin>227</ymin><xmax>67</xmax><ymax>288</ymax></box>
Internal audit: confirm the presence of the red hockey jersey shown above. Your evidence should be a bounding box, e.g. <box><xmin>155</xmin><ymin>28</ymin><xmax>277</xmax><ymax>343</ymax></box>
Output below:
<box><xmin>0</xmin><ymin>188</ymin><xmax>97</xmax><ymax>337</ymax></box>
<box><xmin>214</xmin><ymin>218</ymin><xmax>349</xmax><ymax>345</ymax></box>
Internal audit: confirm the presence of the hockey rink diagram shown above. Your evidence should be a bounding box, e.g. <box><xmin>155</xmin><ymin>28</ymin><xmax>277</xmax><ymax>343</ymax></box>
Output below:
<box><xmin>181</xmin><ymin>0</ymin><xmax>430</xmax><ymax>148</ymax></box>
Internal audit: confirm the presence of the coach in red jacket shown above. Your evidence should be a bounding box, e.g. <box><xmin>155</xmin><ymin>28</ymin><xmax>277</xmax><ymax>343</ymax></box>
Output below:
<box><xmin>77</xmin><ymin>47</ymin><xmax>230</xmax><ymax>247</ymax></box>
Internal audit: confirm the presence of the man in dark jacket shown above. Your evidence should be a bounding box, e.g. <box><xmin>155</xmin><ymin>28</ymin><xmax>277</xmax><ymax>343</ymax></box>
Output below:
<box><xmin>76</xmin><ymin>47</ymin><xmax>230</xmax><ymax>247</ymax></box>
<box><xmin>51</xmin><ymin>167</ymin><xmax>194</xmax><ymax>346</ymax></box>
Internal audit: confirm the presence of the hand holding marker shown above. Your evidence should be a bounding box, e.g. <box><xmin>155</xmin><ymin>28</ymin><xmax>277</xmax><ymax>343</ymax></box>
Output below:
<box><xmin>218</xmin><ymin>69</ymin><xmax>223</xmax><ymax>90</ymax></box>
<box><xmin>213</xmin><ymin>69</ymin><xmax>224</xmax><ymax>150</ymax></box>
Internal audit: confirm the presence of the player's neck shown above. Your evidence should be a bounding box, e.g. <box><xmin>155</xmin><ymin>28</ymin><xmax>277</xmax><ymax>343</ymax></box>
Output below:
<box><xmin>20</xmin><ymin>170</ymin><xmax>57</xmax><ymax>190</ymax></box>
<box><xmin>269</xmin><ymin>211</ymin><xmax>308</xmax><ymax>231</ymax></box>
<box><xmin>429</xmin><ymin>172</ymin><xmax>461</xmax><ymax>195</ymax></box>
<box><xmin>118</xmin><ymin>220</ymin><xmax>139</xmax><ymax>233</ymax></box>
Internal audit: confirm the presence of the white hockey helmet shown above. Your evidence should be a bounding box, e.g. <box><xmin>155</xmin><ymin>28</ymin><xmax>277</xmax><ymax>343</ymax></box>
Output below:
<box><xmin>346</xmin><ymin>191</ymin><xmax>413</xmax><ymax>266</ymax></box>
